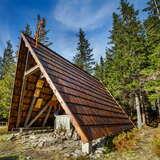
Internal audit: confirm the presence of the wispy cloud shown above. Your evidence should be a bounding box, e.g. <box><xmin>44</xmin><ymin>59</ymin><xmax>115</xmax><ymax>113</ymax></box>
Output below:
<box><xmin>53</xmin><ymin>0</ymin><xmax>116</xmax><ymax>31</ymax></box>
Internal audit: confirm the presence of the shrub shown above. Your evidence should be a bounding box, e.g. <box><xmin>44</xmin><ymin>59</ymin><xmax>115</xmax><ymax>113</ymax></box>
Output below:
<box><xmin>113</xmin><ymin>128</ymin><xmax>139</xmax><ymax>152</ymax></box>
<box><xmin>152</xmin><ymin>135</ymin><xmax>160</xmax><ymax>157</ymax></box>
<box><xmin>104</xmin><ymin>136</ymin><xmax>115</xmax><ymax>153</ymax></box>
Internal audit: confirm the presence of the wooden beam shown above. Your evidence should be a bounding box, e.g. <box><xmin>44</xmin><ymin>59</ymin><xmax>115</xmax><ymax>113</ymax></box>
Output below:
<box><xmin>24</xmin><ymin>97</ymin><xmax>37</xmax><ymax>127</ymax></box>
<box><xmin>42</xmin><ymin>99</ymin><xmax>58</xmax><ymax>127</ymax></box>
<box><xmin>26</xmin><ymin>98</ymin><xmax>52</xmax><ymax>128</ymax></box>
<box><xmin>42</xmin><ymin>106</ymin><xmax>52</xmax><ymax>127</ymax></box>
<box><xmin>24</xmin><ymin>79</ymin><xmax>44</xmax><ymax>127</ymax></box>
<box><xmin>24</xmin><ymin>65</ymin><xmax>39</xmax><ymax>77</ymax></box>
<box><xmin>16</xmin><ymin>50</ymin><xmax>29</xmax><ymax>128</ymax></box>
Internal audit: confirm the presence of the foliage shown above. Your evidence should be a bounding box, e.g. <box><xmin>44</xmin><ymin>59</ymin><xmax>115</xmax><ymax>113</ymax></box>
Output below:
<box><xmin>104</xmin><ymin>136</ymin><xmax>115</xmax><ymax>154</ymax></box>
<box><xmin>22</xmin><ymin>24</ymin><xmax>32</xmax><ymax>36</ymax></box>
<box><xmin>94</xmin><ymin>0</ymin><xmax>160</xmax><ymax>124</ymax></box>
<box><xmin>35</xmin><ymin>14</ymin><xmax>53</xmax><ymax>47</ymax></box>
<box><xmin>113</xmin><ymin>128</ymin><xmax>139</xmax><ymax>152</ymax></box>
<box><xmin>73</xmin><ymin>28</ymin><xmax>95</xmax><ymax>74</ymax></box>
<box><xmin>0</xmin><ymin>41</ymin><xmax>16</xmax><ymax>120</ymax></box>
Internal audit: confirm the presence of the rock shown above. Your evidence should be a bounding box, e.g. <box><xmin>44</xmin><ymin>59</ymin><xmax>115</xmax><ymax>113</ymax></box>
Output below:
<box><xmin>38</xmin><ymin>141</ymin><xmax>45</xmax><ymax>148</ymax></box>
<box><xmin>29</xmin><ymin>135</ymin><xmax>36</xmax><ymax>139</ymax></box>
<box><xmin>26</xmin><ymin>156</ymin><xmax>32</xmax><ymax>160</ymax></box>
<box><xmin>7</xmin><ymin>134</ymin><xmax>16</xmax><ymax>141</ymax></box>
<box><xmin>74</xmin><ymin>149</ymin><xmax>81</xmax><ymax>155</ymax></box>
<box><xmin>64</xmin><ymin>153</ymin><xmax>71</xmax><ymax>158</ymax></box>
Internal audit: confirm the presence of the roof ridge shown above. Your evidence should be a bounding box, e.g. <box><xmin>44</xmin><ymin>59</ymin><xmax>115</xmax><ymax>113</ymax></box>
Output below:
<box><xmin>23</xmin><ymin>33</ymin><xmax>102</xmax><ymax>85</ymax></box>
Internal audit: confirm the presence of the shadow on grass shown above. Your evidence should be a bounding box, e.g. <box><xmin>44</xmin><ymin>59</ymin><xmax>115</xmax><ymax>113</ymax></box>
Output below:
<box><xmin>0</xmin><ymin>155</ymin><xmax>19</xmax><ymax>160</ymax></box>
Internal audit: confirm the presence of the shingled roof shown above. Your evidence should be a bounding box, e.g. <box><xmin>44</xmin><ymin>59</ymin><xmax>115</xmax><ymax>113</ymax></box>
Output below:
<box><xmin>8</xmin><ymin>33</ymin><xmax>133</xmax><ymax>142</ymax></box>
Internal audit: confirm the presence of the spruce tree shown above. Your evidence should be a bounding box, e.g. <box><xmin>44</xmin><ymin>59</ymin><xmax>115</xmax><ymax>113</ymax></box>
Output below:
<box><xmin>73</xmin><ymin>28</ymin><xmax>95</xmax><ymax>74</ymax></box>
<box><xmin>35</xmin><ymin>14</ymin><xmax>52</xmax><ymax>47</ymax></box>
<box><xmin>100</xmin><ymin>0</ymin><xmax>146</xmax><ymax>127</ymax></box>
<box><xmin>0</xmin><ymin>41</ymin><xmax>16</xmax><ymax>119</ymax></box>
<box><xmin>1</xmin><ymin>41</ymin><xmax>15</xmax><ymax>78</ymax></box>
<box><xmin>22</xmin><ymin>24</ymin><xmax>32</xmax><ymax>36</ymax></box>
<box><xmin>95</xmin><ymin>56</ymin><xmax>105</xmax><ymax>82</ymax></box>
<box><xmin>142</xmin><ymin>0</ymin><xmax>160</xmax><ymax>119</ymax></box>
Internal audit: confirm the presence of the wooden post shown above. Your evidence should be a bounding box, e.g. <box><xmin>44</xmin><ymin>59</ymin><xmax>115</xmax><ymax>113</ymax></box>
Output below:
<box><xmin>16</xmin><ymin>50</ymin><xmax>29</xmax><ymax>128</ymax></box>
<box><xmin>24</xmin><ymin>79</ymin><xmax>44</xmax><ymax>127</ymax></box>
<box><xmin>24</xmin><ymin>65</ymin><xmax>39</xmax><ymax>77</ymax></box>
<box><xmin>82</xmin><ymin>142</ymin><xmax>92</xmax><ymax>154</ymax></box>
<box><xmin>42</xmin><ymin>106</ymin><xmax>52</xmax><ymax>127</ymax></box>
<box><xmin>24</xmin><ymin>97</ymin><xmax>37</xmax><ymax>127</ymax></box>
<box><xmin>42</xmin><ymin>96</ymin><xmax>58</xmax><ymax>127</ymax></box>
<box><xmin>26</xmin><ymin>97</ymin><xmax>53</xmax><ymax>128</ymax></box>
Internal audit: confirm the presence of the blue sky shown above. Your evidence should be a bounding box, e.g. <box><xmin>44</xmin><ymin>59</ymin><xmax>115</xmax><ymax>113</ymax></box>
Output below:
<box><xmin>0</xmin><ymin>0</ymin><xmax>147</xmax><ymax>62</ymax></box>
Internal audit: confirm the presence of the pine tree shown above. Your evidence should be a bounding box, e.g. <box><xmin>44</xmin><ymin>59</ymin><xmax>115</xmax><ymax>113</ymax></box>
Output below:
<box><xmin>0</xmin><ymin>41</ymin><xmax>16</xmax><ymax>119</ymax></box>
<box><xmin>22</xmin><ymin>24</ymin><xmax>32</xmax><ymax>36</ymax></box>
<box><xmin>142</xmin><ymin>0</ymin><xmax>160</xmax><ymax>121</ymax></box>
<box><xmin>73</xmin><ymin>28</ymin><xmax>95</xmax><ymax>74</ymax></box>
<box><xmin>100</xmin><ymin>0</ymin><xmax>146</xmax><ymax>127</ymax></box>
<box><xmin>95</xmin><ymin>56</ymin><xmax>105</xmax><ymax>82</ymax></box>
<box><xmin>1</xmin><ymin>41</ymin><xmax>15</xmax><ymax>78</ymax></box>
<box><xmin>35</xmin><ymin>14</ymin><xmax>52</xmax><ymax>47</ymax></box>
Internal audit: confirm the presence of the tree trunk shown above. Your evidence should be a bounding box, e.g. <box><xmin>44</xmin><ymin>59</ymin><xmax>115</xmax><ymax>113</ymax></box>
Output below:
<box><xmin>135</xmin><ymin>94</ymin><xmax>142</xmax><ymax>128</ymax></box>
<box><xmin>140</xmin><ymin>93</ymin><xmax>146</xmax><ymax>125</ymax></box>
<box><xmin>157</xmin><ymin>98</ymin><xmax>160</xmax><ymax>123</ymax></box>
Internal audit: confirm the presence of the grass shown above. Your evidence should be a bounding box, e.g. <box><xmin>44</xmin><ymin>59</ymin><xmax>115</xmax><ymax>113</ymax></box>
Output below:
<box><xmin>0</xmin><ymin>126</ymin><xmax>8</xmax><ymax>135</ymax></box>
<box><xmin>0</xmin><ymin>126</ymin><xmax>160</xmax><ymax>160</ymax></box>
<box><xmin>152</xmin><ymin>133</ymin><xmax>160</xmax><ymax>157</ymax></box>
<box><xmin>104</xmin><ymin>126</ymin><xmax>160</xmax><ymax>160</ymax></box>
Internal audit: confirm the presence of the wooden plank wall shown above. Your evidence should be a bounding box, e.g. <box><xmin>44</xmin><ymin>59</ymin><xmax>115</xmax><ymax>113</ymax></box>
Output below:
<box><xmin>8</xmin><ymin>40</ymin><xmax>58</xmax><ymax>130</ymax></box>
<box><xmin>8</xmin><ymin>40</ymin><xmax>28</xmax><ymax>130</ymax></box>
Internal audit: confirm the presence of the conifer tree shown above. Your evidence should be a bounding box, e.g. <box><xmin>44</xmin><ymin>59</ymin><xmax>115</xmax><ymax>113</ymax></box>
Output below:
<box><xmin>35</xmin><ymin>14</ymin><xmax>52</xmax><ymax>47</ymax></box>
<box><xmin>0</xmin><ymin>41</ymin><xmax>16</xmax><ymax>119</ymax></box>
<box><xmin>73</xmin><ymin>28</ymin><xmax>95</xmax><ymax>74</ymax></box>
<box><xmin>95</xmin><ymin>0</ymin><xmax>146</xmax><ymax>127</ymax></box>
<box><xmin>95</xmin><ymin>56</ymin><xmax>105</xmax><ymax>82</ymax></box>
<box><xmin>142</xmin><ymin>0</ymin><xmax>160</xmax><ymax>119</ymax></box>
<box><xmin>1</xmin><ymin>41</ymin><xmax>15</xmax><ymax>78</ymax></box>
<box><xmin>22</xmin><ymin>24</ymin><xmax>32</xmax><ymax>36</ymax></box>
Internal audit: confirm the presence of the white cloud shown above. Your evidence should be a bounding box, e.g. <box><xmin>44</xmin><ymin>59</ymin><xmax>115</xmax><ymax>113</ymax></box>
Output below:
<box><xmin>53</xmin><ymin>0</ymin><xmax>116</xmax><ymax>31</ymax></box>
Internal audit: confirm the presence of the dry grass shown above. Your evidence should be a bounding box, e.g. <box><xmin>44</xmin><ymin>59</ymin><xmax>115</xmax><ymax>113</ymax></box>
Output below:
<box><xmin>0</xmin><ymin>125</ymin><xmax>8</xmax><ymax>135</ymax></box>
<box><xmin>152</xmin><ymin>133</ymin><xmax>160</xmax><ymax>157</ymax></box>
<box><xmin>104</xmin><ymin>126</ymin><xmax>160</xmax><ymax>160</ymax></box>
<box><xmin>113</xmin><ymin>128</ymin><xmax>139</xmax><ymax>152</ymax></box>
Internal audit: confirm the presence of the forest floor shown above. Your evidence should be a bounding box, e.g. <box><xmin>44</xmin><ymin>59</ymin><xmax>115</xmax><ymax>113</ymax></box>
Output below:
<box><xmin>0</xmin><ymin>126</ymin><xmax>159</xmax><ymax>160</ymax></box>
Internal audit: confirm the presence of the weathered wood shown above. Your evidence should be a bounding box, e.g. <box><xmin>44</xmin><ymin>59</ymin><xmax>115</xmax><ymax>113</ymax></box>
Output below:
<box><xmin>24</xmin><ymin>79</ymin><xmax>44</xmax><ymax>127</ymax></box>
<box><xmin>24</xmin><ymin>97</ymin><xmax>36</xmax><ymax>127</ymax></box>
<box><xmin>21</xmin><ymin>33</ymin><xmax>89</xmax><ymax>142</ymax></box>
<box><xmin>42</xmin><ymin>106</ymin><xmax>53</xmax><ymax>127</ymax></box>
<box><xmin>9</xmin><ymin>34</ymin><xmax>133</xmax><ymax>143</ymax></box>
<box><xmin>16</xmin><ymin>50</ymin><xmax>29</xmax><ymax>128</ymax></box>
<box><xmin>24</xmin><ymin>65</ymin><xmax>39</xmax><ymax>77</ymax></box>
<box><xmin>26</xmin><ymin>98</ymin><xmax>52</xmax><ymax>128</ymax></box>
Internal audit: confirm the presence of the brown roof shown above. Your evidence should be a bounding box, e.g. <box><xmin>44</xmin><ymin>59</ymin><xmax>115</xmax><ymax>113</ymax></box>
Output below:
<box><xmin>8</xmin><ymin>33</ymin><xmax>133</xmax><ymax>142</ymax></box>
